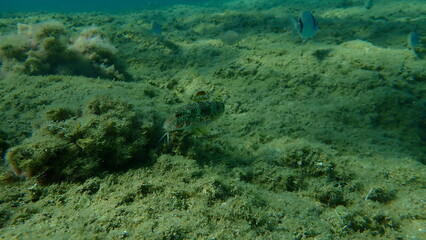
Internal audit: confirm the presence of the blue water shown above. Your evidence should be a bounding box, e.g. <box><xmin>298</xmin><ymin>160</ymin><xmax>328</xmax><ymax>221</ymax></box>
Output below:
<box><xmin>0</xmin><ymin>0</ymin><xmax>216</xmax><ymax>12</ymax></box>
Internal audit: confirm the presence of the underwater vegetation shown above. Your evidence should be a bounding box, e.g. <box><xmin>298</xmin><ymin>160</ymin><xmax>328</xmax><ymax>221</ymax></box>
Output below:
<box><xmin>0</xmin><ymin>21</ymin><xmax>127</xmax><ymax>80</ymax></box>
<box><xmin>5</xmin><ymin>96</ymin><xmax>154</xmax><ymax>183</ymax></box>
<box><xmin>0</xmin><ymin>1</ymin><xmax>424</xmax><ymax>239</ymax></box>
<box><xmin>0</xmin><ymin>131</ymin><xmax>9</xmax><ymax>159</ymax></box>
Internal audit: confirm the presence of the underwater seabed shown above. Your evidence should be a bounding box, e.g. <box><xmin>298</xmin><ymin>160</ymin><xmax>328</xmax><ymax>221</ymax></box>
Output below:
<box><xmin>0</xmin><ymin>0</ymin><xmax>425</xmax><ymax>239</ymax></box>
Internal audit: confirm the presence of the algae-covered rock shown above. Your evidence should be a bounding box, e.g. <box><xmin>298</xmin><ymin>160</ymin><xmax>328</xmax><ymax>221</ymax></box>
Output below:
<box><xmin>0</xmin><ymin>21</ymin><xmax>127</xmax><ymax>80</ymax></box>
<box><xmin>0</xmin><ymin>21</ymin><xmax>69</xmax><ymax>75</ymax></box>
<box><xmin>5</xmin><ymin>135</ymin><xmax>74</xmax><ymax>180</ymax></box>
<box><xmin>5</xmin><ymin>96</ymin><xmax>154</xmax><ymax>183</ymax></box>
<box><xmin>68</xmin><ymin>26</ymin><xmax>126</xmax><ymax>80</ymax></box>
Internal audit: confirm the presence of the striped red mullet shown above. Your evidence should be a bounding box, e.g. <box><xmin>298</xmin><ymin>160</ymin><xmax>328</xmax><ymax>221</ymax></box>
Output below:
<box><xmin>160</xmin><ymin>91</ymin><xmax>225</xmax><ymax>143</ymax></box>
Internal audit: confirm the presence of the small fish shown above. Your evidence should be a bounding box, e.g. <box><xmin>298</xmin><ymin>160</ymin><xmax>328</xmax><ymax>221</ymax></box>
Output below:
<box><xmin>364</xmin><ymin>0</ymin><xmax>374</xmax><ymax>10</ymax></box>
<box><xmin>159</xmin><ymin>91</ymin><xmax>225</xmax><ymax>143</ymax></box>
<box><xmin>150</xmin><ymin>21</ymin><xmax>163</xmax><ymax>36</ymax></box>
<box><xmin>292</xmin><ymin>11</ymin><xmax>319</xmax><ymax>39</ymax></box>
<box><xmin>407</xmin><ymin>32</ymin><xmax>419</xmax><ymax>48</ymax></box>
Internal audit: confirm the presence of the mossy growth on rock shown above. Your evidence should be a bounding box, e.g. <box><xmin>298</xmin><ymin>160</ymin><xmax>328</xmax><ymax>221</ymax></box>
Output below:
<box><xmin>0</xmin><ymin>131</ymin><xmax>9</xmax><ymax>159</ymax></box>
<box><xmin>5</xmin><ymin>96</ymin><xmax>154</xmax><ymax>183</ymax></box>
<box><xmin>0</xmin><ymin>21</ymin><xmax>128</xmax><ymax>80</ymax></box>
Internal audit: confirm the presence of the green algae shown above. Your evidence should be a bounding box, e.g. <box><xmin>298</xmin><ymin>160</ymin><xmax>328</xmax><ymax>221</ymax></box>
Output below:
<box><xmin>0</xmin><ymin>21</ymin><xmax>128</xmax><ymax>80</ymax></box>
<box><xmin>0</xmin><ymin>1</ymin><xmax>425</xmax><ymax>239</ymax></box>
<box><xmin>5</xmin><ymin>96</ymin><xmax>154</xmax><ymax>182</ymax></box>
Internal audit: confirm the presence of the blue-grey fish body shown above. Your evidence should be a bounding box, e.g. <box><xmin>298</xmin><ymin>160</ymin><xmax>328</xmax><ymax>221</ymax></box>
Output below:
<box><xmin>150</xmin><ymin>21</ymin><xmax>163</xmax><ymax>35</ymax></box>
<box><xmin>291</xmin><ymin>11</ymin><xmax>319</xmax><ymax>40</ymax></box>
<box><xmin>407</xmin><ymin>32</ymin><xmax>419</xmax><ymax>48</ymax></box>
<box><xmin>297</xmin><ymin>11</ymin><xmax>319</xmax><ymax>39</ymax></box>
<box><xmin>364</xmin><ymin>0</ymin><xmax>374</xmax><ymax>10</ymax></box>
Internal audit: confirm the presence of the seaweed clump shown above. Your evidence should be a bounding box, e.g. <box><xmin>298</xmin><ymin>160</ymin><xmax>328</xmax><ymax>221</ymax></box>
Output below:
<box><xmin>0</xmin><ymin>21</ymin><xmax>127</xmax><ymax>80</ymax></box>
<box><xmin>4</xmin><ymin>96</ymin><xmax>154</xmax><ymax>183</ymax></box>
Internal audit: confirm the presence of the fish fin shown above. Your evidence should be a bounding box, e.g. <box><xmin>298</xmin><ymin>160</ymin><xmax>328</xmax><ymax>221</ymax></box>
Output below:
<box><xmin>193</xmin><ymin>91</ymin><xmax>209</xmax><ymax>102</ymax></box>
<box><xmin>158</xmin><ymin>132</ymin><xmax>170</xmax><ymax>144</ymax></box>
